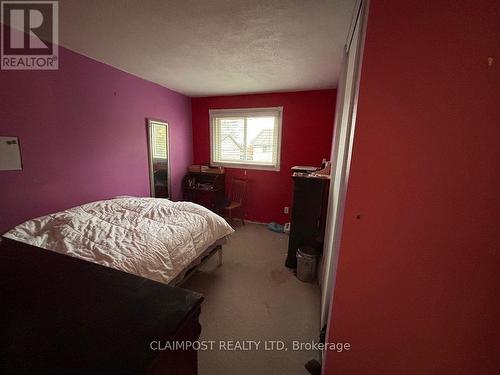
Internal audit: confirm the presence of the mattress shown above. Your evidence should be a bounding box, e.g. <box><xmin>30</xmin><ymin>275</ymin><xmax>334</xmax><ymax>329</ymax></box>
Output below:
<box><xmin>4</xmin><ymin>197</ymin><xmax>234</xmax><ymax>284</ymax></box>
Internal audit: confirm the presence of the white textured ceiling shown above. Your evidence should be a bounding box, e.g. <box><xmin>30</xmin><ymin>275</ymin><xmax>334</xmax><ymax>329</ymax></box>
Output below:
<box><xmin>59</xmin><ymin>0</ymin><xmax>355</xmax><ymax>96</ymax></box>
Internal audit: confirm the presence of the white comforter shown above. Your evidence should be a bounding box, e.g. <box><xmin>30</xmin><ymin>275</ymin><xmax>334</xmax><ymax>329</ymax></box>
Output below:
<box><xmin>4</xmin><ymin>197</ymin><xmax>234</xmax><ymax>284</ymax></box>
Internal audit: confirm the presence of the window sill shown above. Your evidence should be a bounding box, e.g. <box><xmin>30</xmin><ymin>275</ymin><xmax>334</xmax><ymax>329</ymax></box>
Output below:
<box><xmin>211</xmin><ymin>162</ymin><xmax>280</xmax><ymax>172</ymax></box>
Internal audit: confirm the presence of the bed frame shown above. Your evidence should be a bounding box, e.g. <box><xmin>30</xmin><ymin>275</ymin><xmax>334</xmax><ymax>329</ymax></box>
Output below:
<box><xmin>169</xmin><ymin>240</ymin><xmax>225</xmax><ymax>286</ymax></box>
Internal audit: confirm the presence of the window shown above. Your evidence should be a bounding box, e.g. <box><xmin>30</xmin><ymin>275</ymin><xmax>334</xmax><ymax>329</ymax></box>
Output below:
<box><xmin>210</xmin><ymin>107</ymin><xmax>283</xmax><ymax>171</ymax></box>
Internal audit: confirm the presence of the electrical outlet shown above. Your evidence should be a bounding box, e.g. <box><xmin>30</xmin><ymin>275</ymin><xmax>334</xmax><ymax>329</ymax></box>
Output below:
<box><xmin>284</xmin><ymin>206</ymin><xmax>289</xmax><ymax>214</ymax></box>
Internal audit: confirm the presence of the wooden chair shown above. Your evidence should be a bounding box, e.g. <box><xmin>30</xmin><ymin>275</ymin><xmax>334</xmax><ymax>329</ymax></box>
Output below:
<box><xmin>224</xmin><ymin>178</ymin><xmax>248</xmax><ymax>225</ymax></box>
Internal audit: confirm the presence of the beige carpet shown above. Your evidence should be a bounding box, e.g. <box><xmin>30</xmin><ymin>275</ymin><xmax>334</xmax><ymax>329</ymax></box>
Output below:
<box><xmin>181</xmin><ymin>223</ymin><xmax>321</xmax><ymax>375</ymax></box>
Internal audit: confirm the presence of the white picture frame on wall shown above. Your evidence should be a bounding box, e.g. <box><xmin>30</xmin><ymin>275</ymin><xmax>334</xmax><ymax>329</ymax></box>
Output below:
<box><xmin>0</xmin><ymin>136</ymin><xmax>22</xmax><ymax>171</ymax></box>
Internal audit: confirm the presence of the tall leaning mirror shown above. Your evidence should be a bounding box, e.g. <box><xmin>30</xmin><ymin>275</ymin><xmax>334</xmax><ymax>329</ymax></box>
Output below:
<box><xmin>147</xmin><ymin>119</ymin><xmax>171</xmax><ymax>199</ymax></box>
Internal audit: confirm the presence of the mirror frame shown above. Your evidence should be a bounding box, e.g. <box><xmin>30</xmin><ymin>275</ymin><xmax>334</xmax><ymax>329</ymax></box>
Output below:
<box><xmin>146</xmin><ymin>118</ymin><xmax>172</xmax><ymax>199</ymax></box>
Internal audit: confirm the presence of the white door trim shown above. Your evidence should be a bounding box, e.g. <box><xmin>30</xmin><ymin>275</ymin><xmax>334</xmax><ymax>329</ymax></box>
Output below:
<box><xmin>320</xmin><ymin>0</ymin><xmax>370</xmax><ymax>347</ymax></box>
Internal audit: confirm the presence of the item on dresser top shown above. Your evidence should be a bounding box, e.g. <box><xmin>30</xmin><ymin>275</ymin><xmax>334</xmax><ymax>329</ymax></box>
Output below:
<box><xmin>291</xmin><ymin>165</ymin><xmax>318</xmax><ymax>174</ymax></box>
<box><xmin>188</xmin><ymin>164</ymin><xmax>202</xmax><ymax>172</ymax></box>
<box><xmin>200</xmin><ymin>165</ymin><xmax>224</xmax><ymax>174</ymax></box>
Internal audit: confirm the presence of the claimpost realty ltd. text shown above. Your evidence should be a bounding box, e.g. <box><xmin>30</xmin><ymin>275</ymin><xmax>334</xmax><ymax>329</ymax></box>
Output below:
<box><xmin>150</xmin><ymin>340</ymin><xmax>351</xmax><ymax>352</ymax></box>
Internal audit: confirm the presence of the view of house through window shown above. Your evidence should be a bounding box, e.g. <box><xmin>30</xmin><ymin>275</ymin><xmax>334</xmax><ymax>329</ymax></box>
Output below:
<box><xmin>210</xmin><ymin>107</ymin><xmax>282</xmax><ymax>170</ymax></box>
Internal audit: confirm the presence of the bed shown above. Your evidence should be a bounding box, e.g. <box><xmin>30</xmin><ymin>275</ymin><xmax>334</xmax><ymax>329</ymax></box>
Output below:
<box><xmin>3</xmin><ymin>197</ymin><xmax>234</xmax><ymax>285</ymax></box>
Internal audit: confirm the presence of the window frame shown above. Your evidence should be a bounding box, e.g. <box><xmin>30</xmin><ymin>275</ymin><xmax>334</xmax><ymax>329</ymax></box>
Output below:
<box><xmin>209</xmin><ymin>107</ymin><xmax>283</xmax><ymax>171</ymax></box>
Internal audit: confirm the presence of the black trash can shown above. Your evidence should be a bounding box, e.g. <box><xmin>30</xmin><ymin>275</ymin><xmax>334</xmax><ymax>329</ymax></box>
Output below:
<box><xmin>296</xmin><ymin>246</ymin><xmax>319</xmax><ymax>282</ymax></box>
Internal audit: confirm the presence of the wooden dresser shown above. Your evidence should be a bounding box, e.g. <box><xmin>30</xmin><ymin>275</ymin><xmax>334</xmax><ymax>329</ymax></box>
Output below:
<box><xmin>0</xmin><ymin>237</ymin><xmax>203</xmax><ymax>375</ymax></box>
<box><xmin>182</xmin><ymin>171</ymin><xmax>226</xmax><ymax>213</ymax></box>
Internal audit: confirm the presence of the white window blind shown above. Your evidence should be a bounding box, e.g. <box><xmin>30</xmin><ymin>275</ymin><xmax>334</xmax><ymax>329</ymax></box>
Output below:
<box><xmin>210</xmin><ymin>107</ymin><xmax>282</xmax><ymax>171</ymax></box>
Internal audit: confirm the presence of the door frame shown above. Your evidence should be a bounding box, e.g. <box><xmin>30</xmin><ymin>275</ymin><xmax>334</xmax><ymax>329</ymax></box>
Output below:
<box><xmin>320</xmin><ymin>0</ymin><xmax>370</xmax><ymax>333</ymax></box>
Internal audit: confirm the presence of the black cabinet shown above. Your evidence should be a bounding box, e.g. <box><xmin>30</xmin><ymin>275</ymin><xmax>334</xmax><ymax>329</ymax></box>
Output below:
<box><xmin>285</xmin><ymin>176</ymin><xmax>330</xmax><ymax>268</ymax></box>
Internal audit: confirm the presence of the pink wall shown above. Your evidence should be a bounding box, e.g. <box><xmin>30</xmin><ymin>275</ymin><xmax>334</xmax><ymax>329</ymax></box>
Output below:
<box><xmin>325</xmin><ymin>1</ymin><xmax>500</xmax><ymax>374</ymax></box>
<box><xmin>191</xmin><ymin>90</ymin><xmax>336</xmax><ymax>224</ymax></box>
<box><xmin>0</xmin><ymin>46</ymin><xmax>192</xmax><ymax>233</ymax></box>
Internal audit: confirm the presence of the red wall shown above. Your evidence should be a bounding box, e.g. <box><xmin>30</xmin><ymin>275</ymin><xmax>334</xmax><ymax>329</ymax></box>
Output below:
<box><xmin>191</xmin><ymin>90</ymin><xmax>336</xmax><ymax>224</ymax></box>
<box><xmin>325</xmin><ymin>1</ymin><xmax>500</xmax><ymax>374</ymax></box>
